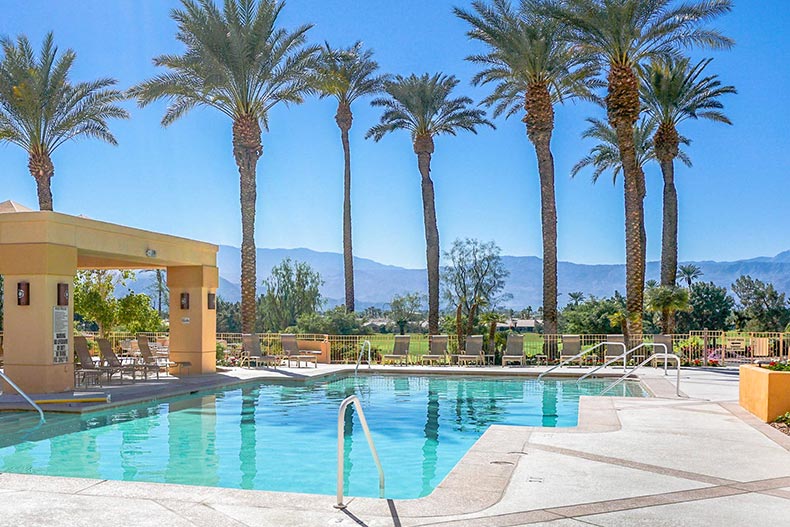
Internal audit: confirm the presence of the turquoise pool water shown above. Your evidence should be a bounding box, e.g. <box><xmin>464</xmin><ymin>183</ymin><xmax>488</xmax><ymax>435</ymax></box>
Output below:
<box><xmin>0</xmin><ymin>374</ymin><xmax>646</xmax><ymax>499</ymax></box>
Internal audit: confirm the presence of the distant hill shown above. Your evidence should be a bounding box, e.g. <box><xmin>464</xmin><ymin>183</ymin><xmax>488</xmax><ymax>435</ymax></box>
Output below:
<box><xmin>197</xmin><ymin>246</ymin><xmax>790</xmax><ymax>309</ymax></box>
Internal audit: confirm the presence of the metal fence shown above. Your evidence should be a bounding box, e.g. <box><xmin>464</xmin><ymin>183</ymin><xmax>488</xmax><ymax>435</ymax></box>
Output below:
<box><xmin>1</xmin><ymin>330</ymin><xmax>788</xmax><ymax>365</ymax></box>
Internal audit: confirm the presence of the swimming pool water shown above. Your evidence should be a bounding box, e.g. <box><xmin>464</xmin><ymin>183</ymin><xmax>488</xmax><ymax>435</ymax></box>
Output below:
<box><xmin>0</xmin><ymin>374</ymin><xmax>646</xmax><ymax>499</ymax></box>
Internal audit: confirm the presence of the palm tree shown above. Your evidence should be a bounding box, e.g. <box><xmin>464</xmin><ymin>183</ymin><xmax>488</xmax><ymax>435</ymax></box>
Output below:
<box><xmin>455</xmin><ymin>0</ymin><xmax>598</xmax><ymax>338</ymax></box>
<box><xmin>640</xmin><ymin>57</ymin><xmax>735</xmax><ymax>287</ymax></box>
<box><xmin>567</xmin><ymin>291</ymin><xmax>585</xmax><ymax>306</ymax></box>
<box><xmin>130</xmin><ymin>0</ymin><xmax>317</xmax><ymax>333</ymax></box>
<box><xmin>544</xmin><ymin>0</ymin><xmax>733</xmax><ymax>335</ymax></box>
<box><xmin>645</xmin><ymin>284</ymin><xmax>689</xmax><ymax>334</ymax></box>
<box><xmin>572</xmin><ymin>116</ymin><xmax>690</xmax><ymax>182</ymax></box>
<box><xmin>677</xmin><ymin>263</ymin><xmax>702</xmax><ymax>288</ymax></box>
<box><xmin>366</xmin><ymin>74</ymin><xmax>493</xmax><ymax>334</ymax></box>
<box><xmin>0</xmin><ymin>33</ymin><xmax>128</xmax><ymax>210</ymax></box>
<box><xmin>312</xmin><ymin>42</ymin><xmax>386</xmax><ymax>312</ymax></box>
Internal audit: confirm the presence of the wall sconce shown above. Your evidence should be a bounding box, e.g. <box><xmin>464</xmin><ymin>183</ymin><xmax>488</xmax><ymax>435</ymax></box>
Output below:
<box><xmin>145</xmin><ymin>248</ymin><xmax>157</xmax><ymax>258</ymax></box>
<box><xmin>180</xmin><ymin>292</ymin><xmax>190</xmax><ymax>310</ymax></box>
<box><xmin>207</xmin><ymin>293</ymin><xmax>216</xmax><ymax>310</ymax></box>
<box><xmin>57</xmin><ymin>283</ymin><xmax>70</xmax><ymax>306</ymax></box>
<box><xmin>17</xmin><ymin>282</ymin><xmax>30</xmax><ymax>306</ymax></box>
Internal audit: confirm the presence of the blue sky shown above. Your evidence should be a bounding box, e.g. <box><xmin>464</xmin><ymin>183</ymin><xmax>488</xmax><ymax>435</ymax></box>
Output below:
<box><xmin>1</xmin><ymin>0</ymin><xmax>788</xmax><ymax>269</ymax></box>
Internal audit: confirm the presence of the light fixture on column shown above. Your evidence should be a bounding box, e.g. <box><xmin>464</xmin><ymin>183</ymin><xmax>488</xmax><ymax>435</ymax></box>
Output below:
<box><xmin>207</xmin><ymin>293</ymin><xmax>216</xmax><ymax>310</ymax></box>
<box><xmin>180</xmin><ymin>292</ymin><xmax>190</xmax><ymax>310</ymax></box>
<box><xmin>17</xmin><ymin>282</ymin><xmax>30</xmax><ymax>306</ymax></box>
<box><xmin>145</xmin><ymin>248</ymin><xmax>157</xmax><ymax>258</ymax></box>
<box><xmin>57</xmin><ymin>283</ymin><xmax>69</xmax><ymax>306</ymax></box>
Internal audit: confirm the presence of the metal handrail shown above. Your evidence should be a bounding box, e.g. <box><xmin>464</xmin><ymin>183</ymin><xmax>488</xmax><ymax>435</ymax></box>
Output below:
<box><xmin>538</xmin><ymin>341</ymin><xmax>626</xmax><ymax>380</ymax></box>
<box><xmin>601</xmin><ymin>353</ymin><xmax>682</xmax><ymax>397</ymax></box>
<box><xmin>355</xmin><ymin>340</ymin><xmax>372</xmax><ymax>373</ymax></box>
<box><xmin>577</xmin><ymin>342</ymin><xmax>668</xmax><ymax>383</ymax></box>
<box><xmin>0</xmin><ymin>370</ymin><xmax>45</xmax><ymax>423</ymax></box>
<box><xmin>335</xmin><ymin>395</ymin><xmax>385</xmax><ymax>509</ymax></box>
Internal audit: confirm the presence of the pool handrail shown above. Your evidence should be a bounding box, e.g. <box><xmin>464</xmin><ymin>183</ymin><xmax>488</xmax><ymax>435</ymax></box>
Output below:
<box><xmin>0</xmin><ymin>369</ymin><xmax>45</xmax><ymax>423</ymax></box>
<box><xmin>335</xmin><ymin>395</ymin><xmax>385</xmax><ymax>508</ymax></box>
<box><xmin>538</xmin><ymin>341</ymin><xmax>626</xmax><ymax>380</ymax></box>
<box><xmin>355</xmin><ymin>340</ymin><xmax>372</xmax><ymax>373</ymax></box>
<box><xmin>576</xmin><ymin>342</ymin><xmax>667</xmax><ymax>383</ymax></box>
<box><xmin>601</xmin><ymin>352</ymin><xmax>681</xmax><ymax>397</ymax></box>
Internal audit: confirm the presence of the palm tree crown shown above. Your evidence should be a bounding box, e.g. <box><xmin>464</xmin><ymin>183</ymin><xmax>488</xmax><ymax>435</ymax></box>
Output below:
<box><xmin>366</xmin><ymin>73</ymin><xmax>493</xmax><ymax>146</ymax></box>
<box><xmin>677</xmin><ymin>263</ymin><xmax>703</xmax><ymax>288</ymax></box>
<box><xmin>0</xmin><ymin>33</ymin><xmax>128</xmax><ymax>210</ymax></box>
<box><xmin>313</xmin><ymin>41</ymin><xmax>386</xmax><ymax>108</ymax></box>
<box><xmin>130</xmin><ymin>0</ymin><xmax>317</xmax><ymax>128</ymax></box>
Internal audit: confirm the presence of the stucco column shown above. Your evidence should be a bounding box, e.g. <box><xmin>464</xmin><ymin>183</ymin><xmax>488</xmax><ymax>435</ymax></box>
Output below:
<box><xmin>167</xmin><ymin>265</ymin><xmax>218</xmax><ymax>375</ymax></box>
<box><xmin>0</xmin><ymin>243</ymin><xmax>77</xmax><ymax>393</ymax></box>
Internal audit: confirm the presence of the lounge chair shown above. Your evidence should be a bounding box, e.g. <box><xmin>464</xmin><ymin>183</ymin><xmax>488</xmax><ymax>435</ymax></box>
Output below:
<box><xmin>605</xmin><ymin>335</ymin><xmax>627</xmax><ymax>365</ymax></box>
<box><xmin>381</xmin><ymin>335</ymin><xmax>411</xmax><ymax>365</ymax></box>
<box><xmin>138</xmin><ymin>335</ymin><xmax>181</xmax><ymax>379</ymax></box>
<box><xmin>421</xmin><ymin>335</ymin><xmax>449</xmax><ymax>365</ymax></box>
<box><xmin>281</xmin><ymin>334</ymin><xmax>318</xmax><ymax>368</ymax></box>
<box><xmin>501</xmin><ymin>333</ymin><xmax>525</xmax><ymax>366</ymax></box>
<box><xmin>241</xmin><ymin>334</ymin><xmax>280</xmax><ymax>368</ymax></box>
<box><xmin>453</xmin><ymin>335</ymin><xmax>487</xmax><ymax>366</ymax></box>
<box><xmin>97</xmin><ymin>338</ymin><xmax>138</xmax><ymax>383</ymax></box>
<box><xmin>73</xmin><ymin>336</ymin><xmax>104</xmax><ymax>387</ymax></box>
<box><xmin>560</xmin><ymin>335</ymin><xmax>581</xmax><ymax>363</ymax></box>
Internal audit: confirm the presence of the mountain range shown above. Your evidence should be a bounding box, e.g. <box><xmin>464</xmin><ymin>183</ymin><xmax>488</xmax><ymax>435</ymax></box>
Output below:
<box><xmin>129</xmin><ymin>246</ymin><xmax>790</xmax><ymax>309</ymax></box>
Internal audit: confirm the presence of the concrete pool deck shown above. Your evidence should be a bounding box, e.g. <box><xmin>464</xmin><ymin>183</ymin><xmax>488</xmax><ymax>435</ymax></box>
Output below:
<box><xmin>0</xmin><ymin>366</ymin><xmax>787</xmax><ymax>526</ymax></box>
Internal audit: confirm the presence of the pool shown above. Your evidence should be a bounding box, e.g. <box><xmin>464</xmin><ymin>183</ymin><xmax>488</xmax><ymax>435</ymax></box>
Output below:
<box><xmin>0</xmin><ymin>374</ymin><xmax>647</xmax><ymax>499</ymax></box>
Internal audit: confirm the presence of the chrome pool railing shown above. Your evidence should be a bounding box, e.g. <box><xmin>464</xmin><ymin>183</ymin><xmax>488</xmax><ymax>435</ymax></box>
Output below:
<box><xmin>601</xmin><ymin>353</ymin><xmax>681</xmax><ymax>397</ymax></box>
<box><xmin>335</xmin><ymin>395</ymin><xmax>385</xmax><ymax>509</ymax></box>
<box><xmin>0</xmin><ymin>369</ymin><xmax>45</xmax><ymax>423</ymax></box>
<box><xmin>538</xmin><ymin>342</ymin><xmax>626</xmax><ymax>380</ymax></box>
<box><xmin>355</xmin><ymin>340</ymin><xmax>372</xmax><ymax>374</ymax></box>
<box><xmin>576</xmin><ymin>342</ymin><xmax>668</xmax><ymax>383</ymax></box>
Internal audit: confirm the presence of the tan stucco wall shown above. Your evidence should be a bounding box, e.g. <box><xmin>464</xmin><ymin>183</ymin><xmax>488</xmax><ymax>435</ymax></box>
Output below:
<box><xmin>739</xmin><ymin>365</ymin><xmax>790</xmax><ymax>422</ymax></box>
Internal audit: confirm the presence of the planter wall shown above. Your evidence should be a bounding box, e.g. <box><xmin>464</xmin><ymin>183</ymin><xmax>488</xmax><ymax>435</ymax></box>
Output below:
<box><xmin>739</xmin><ymin>364</ymin><xmax>790</xmax><ymax>422</ymax></box>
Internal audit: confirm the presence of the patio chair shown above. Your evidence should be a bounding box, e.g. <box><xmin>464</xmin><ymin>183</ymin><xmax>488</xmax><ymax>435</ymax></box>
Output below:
<box><xmin>421</xmin><ymin>335</ymin><xmax>449</xmax><ymax>365</ymax></box>
<box><xmin>73</xmin><ymin>336</ymin><xmax>104</xmax><ymax>387</ymax></box>
<box><xmin>501</xmin><ymin>333</ymin><xmax>525</xmax><ymax>366</ymax></box>
<box><xmin>605</xmin><ymin>335</ymin><xmax>627</xmax><ymax>365</ymax></box>
<box><xmin>281</xmin><ymin>334</ymin><xmax>318</xmax><ymax>368</ymax></box>
<box><xmin>97</xmin><ymin>338</ymin><xmax>138</xmax><ymax>383</ymax></box>
<box><xmin>381</xmin><ymin>335</ymin><xmax>411</xmax><ymax>365</ymax></box>
<box><xmin>559</xmin><ymin>335</ymin><xmax>581</xmax><ymax>363</ymax></box>
<box><xmin>241</xmin><ymin>334</ymin><xmax>280</xmax><ymax>368</ymax></box>
<box><xmin>137</xmin><ymin>335</ymin><xmax>175</xmax><ymax>379</ymax></box>
<box><xmin>453</xmin><ymin>335</ymin><xmax>487</xmax><ymax>366</ymax></box>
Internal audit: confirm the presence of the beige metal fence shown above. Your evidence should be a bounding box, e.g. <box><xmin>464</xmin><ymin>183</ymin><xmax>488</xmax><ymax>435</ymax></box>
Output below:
<box><xmin>1</xmin><ymin>330</ymin><xmax>788</xmax><ymax>365</ymax></box>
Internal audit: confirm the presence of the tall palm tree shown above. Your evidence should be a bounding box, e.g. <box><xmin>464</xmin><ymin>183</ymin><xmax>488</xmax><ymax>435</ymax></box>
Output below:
<box><xmin>677</xmin><ymin>263</ymin><xmax>702</xmax><ymax>288</ymax></box>
<box><xmin>366</xmin><ymin>74</ymin><xmax>493</xmax><ymax>334</ymax></box>
<box><xmin>544</xmin><ymin>0</ymin><xmax>733</xmax><ymax>335</ymax></box>
<box><xmin>567</xmin><ymin>291</ymin><xmax>585</xmax><ymax>306</ymax></box>
<box><xmin>455</xmin><ymin>0</ymin><xmax>598</xmax><ymax>337</ymax></box>
<box><xmin>130</xmin><ymin>0</ymin><xmax>318</xmax><ymax>333</ymax></box>
<box><xmin>640</xmin><ymin>57</ymin><xmax>735</xmax><ymax>287</ymax></box>
<box><xmin>312</xmin><ymin>42</ymin><xmax>386</xmax><ymax>312</ymax></box>
<box><xmin>0</xmin><ymin>33</ymin><xmax>128</xmax><ymax>210</ymax></box>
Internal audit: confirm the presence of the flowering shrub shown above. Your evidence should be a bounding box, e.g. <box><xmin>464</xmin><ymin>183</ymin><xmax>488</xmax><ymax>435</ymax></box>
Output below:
<box><xmin>767</xmin><ymin>362</ymin><xmax>790</xmax><ymax>372</ymax></box>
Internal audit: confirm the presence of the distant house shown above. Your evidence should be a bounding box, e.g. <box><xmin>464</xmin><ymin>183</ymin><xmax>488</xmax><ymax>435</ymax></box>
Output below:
<box><xmin>496</xmin><ymin>318</ymin><xmax>541</xmax><ymax>333</ymax></box>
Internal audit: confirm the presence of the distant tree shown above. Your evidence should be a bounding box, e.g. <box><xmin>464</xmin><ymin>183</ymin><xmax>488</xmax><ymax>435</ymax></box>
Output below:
<box><xmin>367</xmin><ymin>73</ymin><xmax>493</xmax><ymax>334</ymax></box>
<box><xmin>74</xmin><ymin>270</ymin><xmax>161</xmax><ymax>336</ymax></box>
<box><xmin>388</xmin><ymin>292</ymin><xmax>424</xmax><ymax>335</ymax></box>
<box><xmin>677</xmin><ymin>264</ymin><xmax>703</xmax><ymax>288</ymax></box>
<box><xmin>257</xmin><ymin>259</ymin><xmax>323</xmax><ymax>332</ymax></box>
<box><xmin>295</xmin><ymin>306</ymin><xmax>368</xmax><ymax>335</ymax></box>
<box><xmin>567</xmin><ymin>291</ymin><xmax>585</xmax><ymax>307</ymax></box>
<box><xmin>645</xmin><ymin>285</ymin><xmax>689</xmax><ymax>334</ymax></box>
<box><xmin>731</xmin><ymin>275</ymin><xmax>790</xmax><ymax>332</ymax></box>
<box><xmin>312</xmin><ymin>41</ymin><xmax>386</xmax><ymax>312</ymax></box>
<box><xmin>143</xmin><ymin>269</ymin><xmax>168</xmax><ymax>318</ymax></box>
<box><xmin>0</xmin><ymin>33</ymin><xmax>128</xmax><ymax>210</ymax></box>
<box><xmin>216</xmin><ymin>297</ymin><xmax>241</xmax><ymax>333</ymax></box>
<box><xmin>441</xmin><ymin>238</ymin><xmax>510</xmax><ymax>337</ymax></box>
<box><xmin>479</xmin><ymin>310</ymin><xmax>504</xmax><ymax>353</ymax></box>
<box><xmin>561</xmin><ymin>294</ymin><xmax>624</xmax><ymax>335</ymax></box>
<box><xmin>363</xmin><ymin>306</ymin><xmax>384</xmax><ymax>319</ymax></box>
<box><xmin>675</xmin><ymin>281</ymin><xmax>733</xmax><ymax>332</ymax></box>
<box><xmin>645</xmin><ymin>279</ymin><xmax>659</xmax><ymax>289</ymax></box>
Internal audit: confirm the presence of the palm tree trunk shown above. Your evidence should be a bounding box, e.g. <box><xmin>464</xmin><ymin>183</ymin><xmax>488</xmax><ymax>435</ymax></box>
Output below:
<box><xmin>607</xmin><ymin>64</ymin><xmax>645</xmax><ymax>336</ymax></box>
<box><xmin>656</xmin><ymin>128</ymin><xmax>679</xmax><ymax>288</ymax></box>
<box><xmin>336</xmin><ymin>103</ymin><xmax>355</xmax><ymax>312</ymax></box>
<box><xmin>465</xmin><ymin>302</ymin><xmax>478</xmax><ymax>337</ymax></box>
<box><xmin>415</xmin><ymin>135</ymin><xmax>439</xmax><ymax>334</ymax></box>
<box><xmin>233</xmin><ymin>115</ymin><xmax>263</xmax><ymax>334</ymax></box>
<box><xmin>28</xmin><ymin>149</ymin><xmax>55</xmax><ymax>211</ymax></box>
